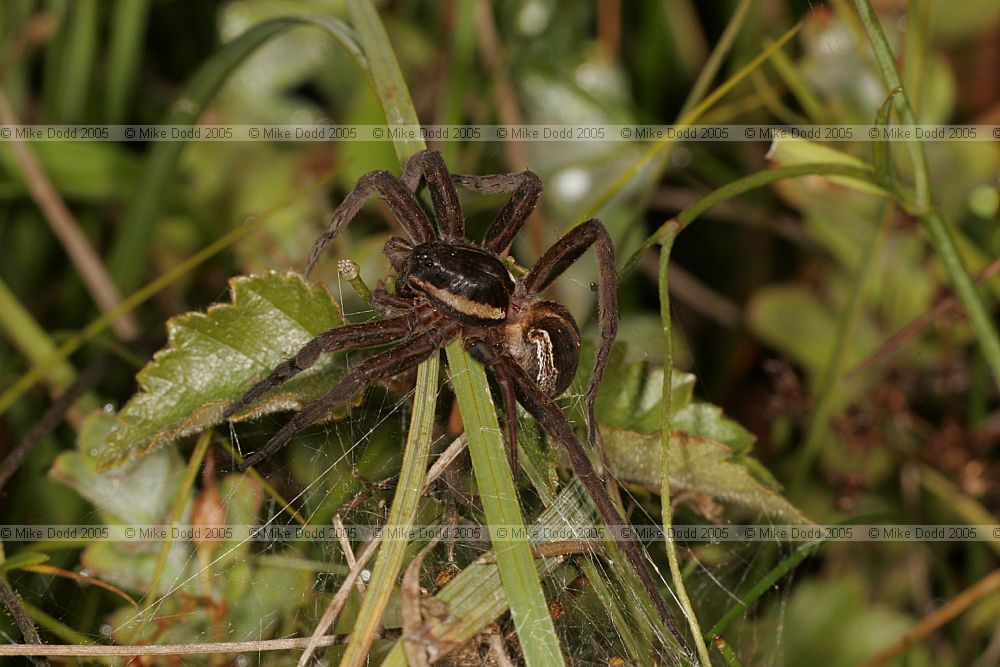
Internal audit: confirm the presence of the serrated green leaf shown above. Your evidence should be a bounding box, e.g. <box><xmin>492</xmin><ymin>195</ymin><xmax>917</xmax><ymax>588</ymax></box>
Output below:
<box><xmin>603</xmin><ymin>426</ymin><xmax>808</xmax><ymax>523</ymax></box>
<box><xmin>100</xmin><ymin>272</ymin><xmax>346</xmax><ymax>470</ymax></box>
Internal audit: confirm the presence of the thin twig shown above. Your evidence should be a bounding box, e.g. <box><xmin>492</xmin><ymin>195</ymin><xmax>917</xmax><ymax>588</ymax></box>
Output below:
<box><xmin>487</xmin><ymin>631</ymin><xmax>517</xmax><ymax>667</ymax></box>
<box><xmin>856</xmin><ymin>568</ymin><xmax>1000</xmax><ymax>667</ymax></box>
<box><xmin>596</xmin><ymin>0</ymin><xmax>621</xmax><ymax>59</ymax></box>
<box><xmin>0</xmin><ymin>635</ymin><xmax>347</xmax><ymax>657</ymax></box>
<box><xmin>0</xmin><ymin>578</ymin><xmax>49</xmax><ymax>666</ymax></box>
<box><xmin>0</xmin><ymin>87</ymin><xmax>139</xmax><ymax>341</ymax></box>
<box><xmin>0</xmin><ymin>355</ymin><xmax>109</xmax><ymax>493</ymax></box>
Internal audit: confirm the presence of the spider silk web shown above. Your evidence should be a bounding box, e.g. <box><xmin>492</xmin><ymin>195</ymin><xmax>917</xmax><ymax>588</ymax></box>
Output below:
<box><xmin>4</xmin><ymin>278</ymin><xmax>802</xmax><ymax>667</ymax></box>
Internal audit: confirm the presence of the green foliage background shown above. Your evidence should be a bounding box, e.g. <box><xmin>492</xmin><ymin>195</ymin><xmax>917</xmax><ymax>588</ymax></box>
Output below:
<box><xmin>0</xmin><ymin>1</ymin><xmax>998</xmax><ymax>665</ymax></box>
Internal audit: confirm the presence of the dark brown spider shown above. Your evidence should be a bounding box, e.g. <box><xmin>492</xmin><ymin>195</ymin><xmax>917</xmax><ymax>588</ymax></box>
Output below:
<box><xmin>224</xmin><ymin>150</ymin><xmax>688</xmax><ymax>654</ymax></box>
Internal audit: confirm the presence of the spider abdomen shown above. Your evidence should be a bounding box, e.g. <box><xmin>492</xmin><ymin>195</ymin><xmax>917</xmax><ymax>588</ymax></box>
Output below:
<box><xmin>506</xmin><ymin>301</ymin><xmax>581</xmax><ymax>397</ymax></box>
<box><xmin>404</xmin><ymin>240</ymin><xmax>514</xmax><ymax>325</ymax></box>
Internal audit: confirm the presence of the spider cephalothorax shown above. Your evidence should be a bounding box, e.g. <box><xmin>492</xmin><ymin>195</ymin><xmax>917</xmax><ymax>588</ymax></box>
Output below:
<box><xmin>224</xmin><ymin>150</ymin><xmax>688</xmax><ymax>654</ymax></box>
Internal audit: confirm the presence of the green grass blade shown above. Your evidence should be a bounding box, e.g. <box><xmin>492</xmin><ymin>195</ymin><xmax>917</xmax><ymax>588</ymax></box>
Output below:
<box><xmin>346</xmin><ymin>1</ymin><xmax>424</xmax><ymax>164</ymax></box>
<box><xmin>765</xmin><ymin>37</ymin><xmax>829</xmax><ymax>124</ymax></box>
<box><xmin>0</xmin><ymin>276</ymin><xmax>84</xmax><ymax>402</ymax></box>
<box><xmin>337</xmin><ymin>356</ymin><xmax>440</xmax><ymax>667</ymax></box>
<box><xmin>106</xmin><ymin>16</ymin><xmax>368</xmax><ymax>293</ymax></box>
<box><xmin>55</xmin><ymin>0</ymin><xmax>97</xmax><ymax>122</ymax></box>
<box><xmin>329</xmin><ymin>3</ymin><xmax>448</xmax><ymax>664</ymax></box>
<box><xmin>871</xmin><ymin>87</ymin><xmax>902</xmax><ymax>184</ymax></box>
<box><xmin>679</xmin><ymin>0</ymin><xmax>751</xmax><ymax>116</ymax></box>
<box><xmin>446</xmin><ymin>343</ymin><xmax>565</xmax><ymax>666</ymax></box>
<box><xmin>713</xmin><ymin>635</ymin><xmax>747</xmax><ymax>667</ymax></box>
<box><xmin>335</xmin><ymin>3</ymin><xmax>561</xmax><ymax>663</ymax></box>
<box><xmin>580</xmin><ymin>21</ymin><xmax>802</xmax><ymax>224</ymax></box>
<box><xmin>706</xmin><ymin>541</ymin><xmax>823</xmax><ymax>638</ymax></box>
<box><xmin>104</xmin><ymin>0</ymin><xmax>151</xmax><ymax>124</ymax></box>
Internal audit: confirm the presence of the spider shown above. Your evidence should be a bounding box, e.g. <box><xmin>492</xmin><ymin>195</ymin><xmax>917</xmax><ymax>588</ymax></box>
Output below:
<box><xmin>224</xmin><ymin>150</ymin><xmax>688</xmax><ymax>654</ymax></box>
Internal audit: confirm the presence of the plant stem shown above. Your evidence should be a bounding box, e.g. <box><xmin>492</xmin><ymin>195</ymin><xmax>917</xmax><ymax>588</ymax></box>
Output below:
<box><xmin>620</xmin><ymin>163</ymin><xmax>882</xmax><ymax>278</ymax></box>
<box><xmin>659</xmin><ymin>232</ymin><xmax>712</xmax><ymax>667</ymax></box>
<box><xmin>853</xmin><ymin>0</ymin><xmax>1000</xmax><ymax>389</ymax></box>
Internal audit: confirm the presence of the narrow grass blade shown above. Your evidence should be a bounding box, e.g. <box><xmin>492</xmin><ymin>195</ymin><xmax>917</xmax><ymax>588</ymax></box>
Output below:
<box><xmin>55</xmin><ymin>0</ymin><xmax>97</xmax><ymax>122</ymax></box>
<box><xmin>345</xmin><ymin>1</ymin><xmax>424</xmax><ymax>163</ymax></box>
<box><xmin>107</xmin><ymin>16</ymin><xmax>368</xmax><ymax>293</ymax></box>
<box><xmin>680</xmin><ymin>0</ymin><xmax>751</xmax><ymax>116</ymax></box>
<box><xmin>328</xmin><ymin>3</ymin><xmax>451</xmax><ymax>665</ymax></box>
<box><xmin>105</xmin><ymin>0</ymin><xmax>151</xmax><ymax>124</ymax></box>
<box><xmin>706</xmin><ymin>541</ymin><xmax>823</xmax><ymax>638</ymax></box>
<box><xmin>335</xmin><ymin>3</ymin><xmax>562</xmax><ymax>664</ymax></box>
<box><xmin>580</xmin><ymin>21</ymin><xmax>803</xmax><ymax>223</ymax></box>
<box><xmin>764</xmin><ymin>37</ymin><xmax>829</xmax><ymax>124</ymax></box>
<box><xmin>0</xmin><ymin>276</ymin><xmax>81</xmax><ymax>399</ymax></box>
<box><xmin>713</xmin><ymin>635</ymin><xmax>747</xmax><ymax>667</ymax></box>
<box><xmin>334</xmin><ymin>355</ymin><xmax>440</xmax><ymax>667</ymax></box>
<box><xmin>446</xmin><ymin>343</ymin><xmax>565</xmax><ymax>666</ymax></box>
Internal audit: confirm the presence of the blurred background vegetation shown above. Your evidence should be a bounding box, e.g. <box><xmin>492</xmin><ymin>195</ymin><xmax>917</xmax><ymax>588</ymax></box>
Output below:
<box><xmin>1</xmin><ymin>0</ymin><xmax>999</xmax><ymax>665</ymax></box>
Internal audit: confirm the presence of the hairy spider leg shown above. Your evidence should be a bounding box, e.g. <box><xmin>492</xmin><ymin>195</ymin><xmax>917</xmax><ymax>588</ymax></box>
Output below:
<box><xmin>450</xmin><ymin>171</ymin><xmax>542</xmax><ymax>254</ymax></box>
<box><xmin>238</xmin><ymin>320</ymin><xmax>461</xmax><ymax>471</ymax></box>
<box><xmin>493</xmin><ymin>365</ymin><xmax>520</xmax><ymax>474</ymax></box>
<box><xmin>522</xmin><ymin>218</ymin><xmax>618</xmax><ymax>449</ymax></box>
<box><xmin>224</xmin><ymin>311</ymin><xmax>431</xmax><ymax>419</ymax></box>
<box><xmin>401</xmin><ymin>150</ymin><xmax>465</xmax><ymax>241</ymax></box>
<box><xmin>369</xmin><ymin>288</ymin><xmax>421</xmax><ymax>318</ymax></box>
<box><xmin>304</xmin><ymin>170</ymin><xmax>436</xmax><ymax>278</ymax></box>
<box><xmin>480</xmin><ymin>346</ymin><xmax>691</xmax><ymax>658</ymax></box>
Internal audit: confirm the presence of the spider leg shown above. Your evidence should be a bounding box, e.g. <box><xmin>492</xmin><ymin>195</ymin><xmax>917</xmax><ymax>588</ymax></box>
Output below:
<box><xmin>305</xmin><ymin>170</ymin><xmax>435</xmax><ymax>278</ymax></box>
<box><xmin>238</xmin><ymin>321</ymin><xmax>461</xmax><ymax>471</ymax></box>
<box><xmin>224</xmin><ymin>311</ymin><xmax>427</xmax><ymax>419</ymax></box>
<box><xmin>495</xmin><ymin>367</ymin><xmax>520</xmax><ymax>475</ymax></box>
<box><xmin>401</xmin><ymin>150</ymin><xmax>465</xmax><ymax>241</ymax></box>
<box><xmin>451</xmin><ymin>170</ymin><xmax>542</xmax><ymax>254</ymax></box>
<box><xmin>522</xmin><ymin>218</ymin><xmax>618</xmax><ymax>449</ymax></box>
<box><xmin>370</xmin><ymin>288</ymin><xmax>419</xmax><ymax>318</ymax></box>
<box><xmin>485</xmin><ymin>349</ymin><xmax>691</xmax><ymax>656</ymax></box>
